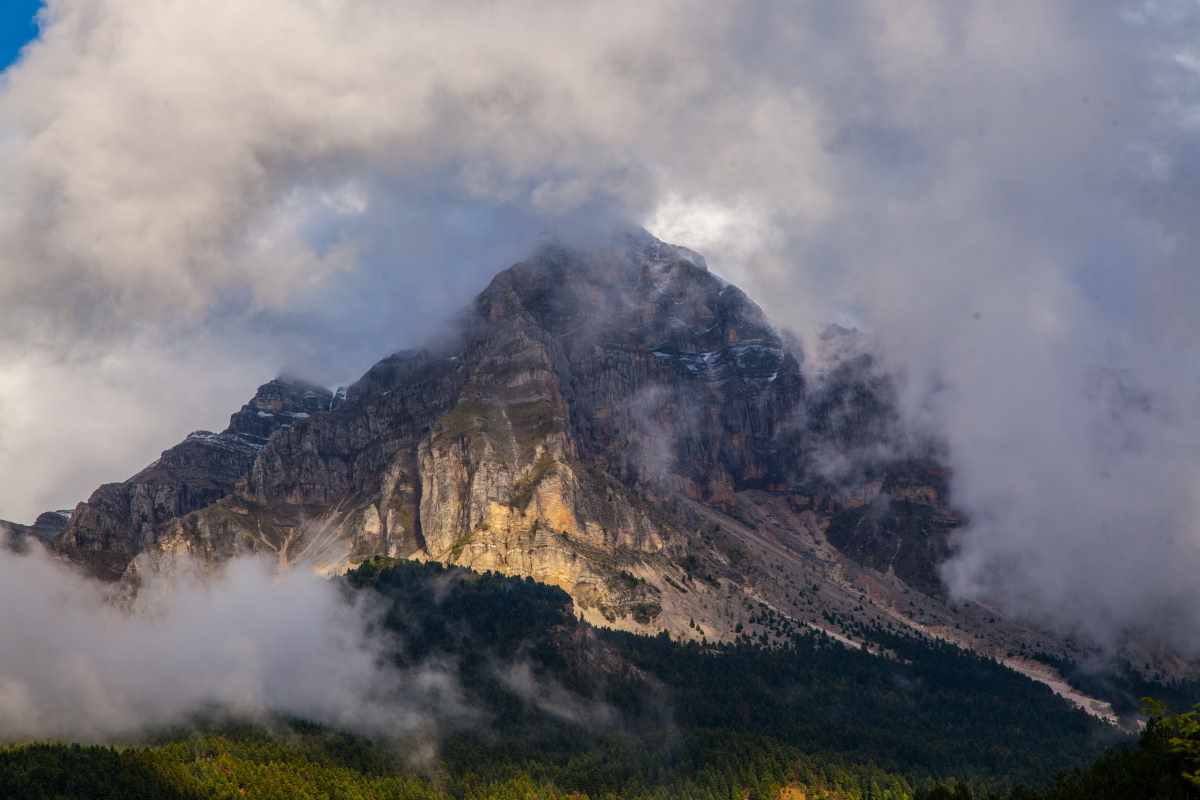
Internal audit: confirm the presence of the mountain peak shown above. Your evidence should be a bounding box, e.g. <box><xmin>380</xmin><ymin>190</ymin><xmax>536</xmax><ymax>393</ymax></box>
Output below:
<box><xmin>36</xmin><ymin>235</ymin><xmax>1111</xmax><ymax>707</ymax></box>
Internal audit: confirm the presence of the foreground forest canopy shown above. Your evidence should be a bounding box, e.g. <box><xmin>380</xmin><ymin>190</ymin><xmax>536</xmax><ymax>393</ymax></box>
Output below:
<box><xmin>2</xmin><ymin>561</ymin><xmax>1198</xmax><ymax>799</ymax></box>
<box><xmin>0</xmin><ymin>563</ymin><xmax>1195</xmax><ymax>800</ymax></box>
<box><xmin>2</xmin><ymin>714</ymin><xmax>1199</xmax><ymax>800</ymax></box>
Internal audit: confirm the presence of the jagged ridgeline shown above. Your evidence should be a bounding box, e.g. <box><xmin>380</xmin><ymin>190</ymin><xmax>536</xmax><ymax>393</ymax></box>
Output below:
<box><xmin>12</xmin><ymin>232</ymin><xmax>1051</xmax><ymax>664</ymax></box>
<box><xmin>0</xmin><ymin>560</ymin><xmax>1122</xmax><ymax>798</ymax></box>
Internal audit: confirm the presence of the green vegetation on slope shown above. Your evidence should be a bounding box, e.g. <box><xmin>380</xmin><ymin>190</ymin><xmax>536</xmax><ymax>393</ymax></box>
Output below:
<box><xmin>0</xmin><ymin>731</ymin><xmax>920</xmax><ymax>800</ymax></box>
<box><xmin>1029</xmin><ymin>651</ymin><xmax>1200</xmax><ymax>723</ymax></box>
<box><xmin>3</xmin><ymin>700</ymin><xmax>1197</xmax><ymax>799</ymax></box>
<box><xmin>0</xmin><ymin>558</ymin><xmax>1157</xmax><ymax>799</ymax></box>
<box><xmin>919</xmin><ymin>702</ymin><xmax>1200</xmax><ymax>800</ymax></box>
<box><xmin>348</xmin><ymin>558</ymin><xmax>1113</xmax><ymax>788</ymax></box>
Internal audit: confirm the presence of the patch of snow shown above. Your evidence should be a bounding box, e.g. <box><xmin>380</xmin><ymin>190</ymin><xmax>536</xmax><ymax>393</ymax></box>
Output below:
<box><xmin>187</xmin><ymin>430</ymin><xmax>265</xmax><ymax>454</ymax></box>
<box><xmin>232</xmin><ymin>434</ymin><xmax>268</xmax><ymax>450</ymax></box>
<box><xmin>728</xmin><ymin>342</ymin><xmax>777</xmax><ymax>353</ymax></box>
<box><xmin>653</xmin><ymin>341</ymin><xmax>782</xmax><ymax>384</ymax></box>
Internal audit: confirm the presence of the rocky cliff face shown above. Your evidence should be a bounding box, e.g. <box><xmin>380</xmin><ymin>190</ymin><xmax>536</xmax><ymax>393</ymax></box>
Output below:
<box><xmin>12</xmin><ymin>231</ymin><xmax>1096</xmax><ymax>689</ymax></box>
<box><xmin>55</xmin><ymin>378</ymin><xmax>335</xmax><ymax>579</ymax></box>
<box><xmin>1</xmin><ymin>510</ymin><xmax>70</xmax><ymax>553</ymax></box>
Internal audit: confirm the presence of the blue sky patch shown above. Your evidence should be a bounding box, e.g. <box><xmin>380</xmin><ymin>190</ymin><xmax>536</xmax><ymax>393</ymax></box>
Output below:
<box><xmin>0</xmin><ymin>1</ymin><xmax>42</xmax><ymax>73</ymax></box>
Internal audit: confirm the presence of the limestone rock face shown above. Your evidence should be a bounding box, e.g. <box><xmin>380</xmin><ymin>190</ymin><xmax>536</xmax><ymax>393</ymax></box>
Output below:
<box><xmin>29</xmin><ymin>231</ymin><xmax>1029</xmax><ymax>658</ymax></box>
<box><xmin>55</xmin><ymin>378</ymin><xmax>334</xmax><ymax>578</ymax></box>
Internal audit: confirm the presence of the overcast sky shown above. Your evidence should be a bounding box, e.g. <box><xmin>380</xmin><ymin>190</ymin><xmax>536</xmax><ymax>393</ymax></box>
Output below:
<box><xmin>2</xmin><ymin>1</ymin><xmax>1200</xmax><ymax>650</ymax></box>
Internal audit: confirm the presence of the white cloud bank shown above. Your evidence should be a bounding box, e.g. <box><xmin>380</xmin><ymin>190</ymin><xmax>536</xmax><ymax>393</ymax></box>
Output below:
<box><xmin>0</xmin><ymin>546</ymin><xmax>466</xmax><ymax>742</ymax></box>
<box><xmin>1</xmin><ymin>0</ymin><xmax>1199</xmax><ymax>651</ymax></box>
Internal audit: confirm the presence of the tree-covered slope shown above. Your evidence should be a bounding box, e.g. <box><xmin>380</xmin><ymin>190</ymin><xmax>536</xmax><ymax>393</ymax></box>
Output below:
<box><xmin>0</xmin><ymin>559</ymin><xmax>1157</xmax><ymax>799</ymax></box>
<box><xmin>346</xmin><ymin>559</ymin><xmax>1114</xmax><ymax>788</ymax></box>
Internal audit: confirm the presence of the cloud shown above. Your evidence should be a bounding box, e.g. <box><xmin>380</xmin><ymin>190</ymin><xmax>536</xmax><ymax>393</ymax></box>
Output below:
<box><xmin>0</xmin><ymin>545</ymin><xmax>469</xmax><ymax>743</ymax></box>
<box><xmin>0</xmin><ymin>0</ymin><xmax>660</xmax><ymax>519</ymax></box>
<box><xmin>1</xmin><ymin>0</ymin><xmax>1199</xmax><ymax>654</ymax></box>
<box><xmin>498</xmin><ymin>661</ymin><xmax>618</xmax><ymax>730</ymax></box>
<box><xmin>0</xmin><ymin>334</ymin><xmax>280</xmax><ymax>522</ymax></box>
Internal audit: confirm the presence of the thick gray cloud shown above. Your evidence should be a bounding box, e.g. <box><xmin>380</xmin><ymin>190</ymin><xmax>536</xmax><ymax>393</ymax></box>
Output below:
<box><xmin>1</xmin><ymin>0</ymin><xmax>1199</xmax><ymax>652</ymax></box>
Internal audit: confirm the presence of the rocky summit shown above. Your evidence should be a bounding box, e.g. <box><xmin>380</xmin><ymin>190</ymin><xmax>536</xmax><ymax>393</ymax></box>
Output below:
<box><xmin>4</xmin><ymin>231</ymin><xmax>1114</xmax><ymax>716</ymax></box>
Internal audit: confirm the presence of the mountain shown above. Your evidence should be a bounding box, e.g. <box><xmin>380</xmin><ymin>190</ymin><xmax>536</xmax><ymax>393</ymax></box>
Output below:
<box><xmin>52</xmin><ymin>377</ymin><xmax>338</xmax><ymax>580</ymax></box>
<box><xmin>3</xmin><ymin>231</ymin><xmax>1135</xmax><ymax>717</ymax></box>
<box><xmin>1</xmin><ymin>509</ymin><xmax>70</xmax><ymax>551</ymax></box>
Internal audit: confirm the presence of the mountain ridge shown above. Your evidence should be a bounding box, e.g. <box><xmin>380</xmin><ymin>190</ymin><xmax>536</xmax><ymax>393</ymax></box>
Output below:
<box><xmin>0</xmin><ymin>230</ymin><xmax>1153</xmax><ymax>720</ymax></box>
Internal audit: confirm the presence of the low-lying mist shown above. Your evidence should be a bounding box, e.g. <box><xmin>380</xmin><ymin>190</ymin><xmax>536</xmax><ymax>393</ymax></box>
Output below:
<box><xmin>0</xmin><ymin>545</ymin><xmax>468</xmax><ymax>744</ymax></box>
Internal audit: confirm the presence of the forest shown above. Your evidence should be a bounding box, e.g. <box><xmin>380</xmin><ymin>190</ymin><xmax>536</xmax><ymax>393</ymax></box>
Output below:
<box><xmin>1</xmin><ymin>559</ymin><xmax>1196</xmax><ymax>799</ymax></box>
